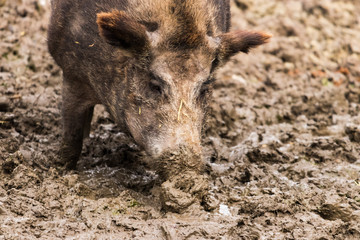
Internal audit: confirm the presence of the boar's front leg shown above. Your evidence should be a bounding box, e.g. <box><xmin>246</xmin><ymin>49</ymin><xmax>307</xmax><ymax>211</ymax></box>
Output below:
<box><xmin>59</xmin><ymin>77</ymin><xmax>97</xmax><ymax>169</ymax></box>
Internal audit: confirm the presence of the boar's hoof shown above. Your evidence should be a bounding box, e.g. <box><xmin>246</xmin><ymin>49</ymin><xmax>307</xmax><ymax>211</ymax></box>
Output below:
<box><xmin>57</xmin><ymin>143</ymin><xmax>81</xmax><ymax>170</ymax></box>
<box><xmin>160</xmin><ymin>171</ymin><xmax>209</xmax><ymax>213</ymax></box>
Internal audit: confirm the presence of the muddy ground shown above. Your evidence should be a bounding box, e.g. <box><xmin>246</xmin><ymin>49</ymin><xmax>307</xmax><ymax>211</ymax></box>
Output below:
<box><xmin>1</xmin><ymin>0</ymin><xmax>360</xmax><ymax>239</ymax></box>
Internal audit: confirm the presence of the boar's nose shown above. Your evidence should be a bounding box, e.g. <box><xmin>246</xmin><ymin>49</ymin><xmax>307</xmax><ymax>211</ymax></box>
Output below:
<box><xmin>147</xmin><ymin>130</ymin><xmax>202</xmax><ymax>159</ymax></box>
<box><xmin>149</xmin><ymin>141</ymin><xmax>201</xmax><ymax>159</ymax></box>
<box><xmin>154</xmin><ymin>144</ymin><xmax>204</xmax><ymax>179</ymax></box>
<box><xmin>167</xmin><ymin>144</ymin><xmax>201</xmax><ymax>159</ymax></box>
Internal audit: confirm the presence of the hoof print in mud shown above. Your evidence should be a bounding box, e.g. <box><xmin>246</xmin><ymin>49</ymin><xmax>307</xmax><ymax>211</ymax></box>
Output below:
<box><xmin>160</xmin><ymin>172</ymin><xmax>209</xmax><ymax>213</ymax></box>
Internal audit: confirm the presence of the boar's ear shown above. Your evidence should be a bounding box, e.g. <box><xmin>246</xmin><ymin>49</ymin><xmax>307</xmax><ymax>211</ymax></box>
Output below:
<box><xmin>97</xmin><ymin>10</ymin><xmax>150</xmax><ymax>56</ymax></box>
<box><xmin>219</xmin><ymin>30</ymin><xmax>271</xmax><ymax>61</ymax></box>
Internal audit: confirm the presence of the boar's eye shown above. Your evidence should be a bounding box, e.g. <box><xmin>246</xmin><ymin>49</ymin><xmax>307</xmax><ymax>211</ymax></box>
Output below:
<box><xmin>199</xmin><ymin>77</ymin><xmax>215</xmax><ymax>99</ymax></box>
<box><xmin>148</xmin><ymin>73</ymin><xmax>168</xmax><ymax>97</ymax></box>
<box><xmin>149</xmin><ymin>79</ymin><xmax>162</xmax><ymax>95</ymax></box>
<box><xmin>210</xmin><ymin>57</ymin><xmax>219</xmax><ymax>73</ymax></box>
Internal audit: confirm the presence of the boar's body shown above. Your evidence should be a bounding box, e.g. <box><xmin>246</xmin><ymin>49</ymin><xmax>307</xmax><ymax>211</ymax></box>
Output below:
<box><xmin>48</xmin><ymin>0</ymin><xmax>269</xmax><ymax>170</ymax></box>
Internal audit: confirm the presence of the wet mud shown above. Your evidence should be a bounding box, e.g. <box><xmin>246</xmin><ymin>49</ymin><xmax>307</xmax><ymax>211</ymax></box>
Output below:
<box><xmin>1</xmin><ymin>0</ymin><xmax>360</xmax><ymax>239</ymax></box>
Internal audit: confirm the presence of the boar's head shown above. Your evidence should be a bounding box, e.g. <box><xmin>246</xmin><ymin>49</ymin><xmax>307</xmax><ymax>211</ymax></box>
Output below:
<box><xmin>96</xmin><ymin>4</ymin><xmax>270</xmax><ymax>174</ymax></box>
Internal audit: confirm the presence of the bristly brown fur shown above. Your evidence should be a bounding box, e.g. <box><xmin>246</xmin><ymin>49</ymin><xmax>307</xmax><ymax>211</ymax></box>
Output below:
<box><xmin>123</xmin><ymin>0</ymin><xmax>219</xmax><ymax>49</ymax></box>
<box><xmin>167</xmin><ymin>0</ymin><xmax>205</xmax><ymax>48</ymax></box>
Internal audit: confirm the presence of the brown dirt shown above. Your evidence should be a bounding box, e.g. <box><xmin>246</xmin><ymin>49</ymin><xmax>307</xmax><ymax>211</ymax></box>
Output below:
<box><xmin>1</xmin><ymin>0</ymin><xmax>360</xmax><ymax>239</ymax></box>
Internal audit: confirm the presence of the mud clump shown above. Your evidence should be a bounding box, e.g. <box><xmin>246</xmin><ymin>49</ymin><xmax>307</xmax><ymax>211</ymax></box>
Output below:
<box><xmin>345</xmin><ymin>125</ymin><xmax>360</xmax><ymax>143</ymax></box>
<box><xmin>155</xmin><ymin>147</ymin><xmax>209</xmax><ymax>212</ymax></box>
<box><xmin>160</xmin><ymin>171</ymin><xmax>209</xmax><ymax>213</ymax></box>
<box><xmin>1</xmin><ymin>151</ymin><xmax>23</xmax><ymax>174</ymax></box>
<box><xmin>315</xmin><ymin>204</ymin><xmax>353</xmax><ymax>222</ymax></box>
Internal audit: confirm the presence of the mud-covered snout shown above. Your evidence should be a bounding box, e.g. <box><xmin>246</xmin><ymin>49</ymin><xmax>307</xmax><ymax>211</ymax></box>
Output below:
<box><xmin>144</xmin><ymin>115</ymin><xmax>203</xmax><ymax>161</ymax></box>
<box><xmin>152</xmin><ymin>144</ymin><xmax>204</xmax><ymax>180</ymax></box>
<box><xmin>141</xmin><ymin>98</ymin><xmax>205</xmax><ymax>179</ymax></box>
<box><xmin>146</xmin><ymin>134</ymin><xmax>202</xmax><ymax>158</ymax></box>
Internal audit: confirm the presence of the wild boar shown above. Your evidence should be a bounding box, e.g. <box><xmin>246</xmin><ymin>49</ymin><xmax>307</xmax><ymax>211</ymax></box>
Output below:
<box><xmin>48</xmin><ymin>0</ymin><xmax>270</xmax><ymax>172</ymax></box>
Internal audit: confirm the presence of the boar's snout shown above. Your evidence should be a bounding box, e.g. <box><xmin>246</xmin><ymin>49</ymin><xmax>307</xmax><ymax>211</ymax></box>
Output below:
<box><xmin>154</xmin><ymin>144</ymin><xmax>204</xmax><ymax>180</ymax></box>
<box><xmin>148</xmin><ymin>137</ymin><xmax>202</xmax><ymax>159</ymax></box>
